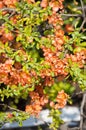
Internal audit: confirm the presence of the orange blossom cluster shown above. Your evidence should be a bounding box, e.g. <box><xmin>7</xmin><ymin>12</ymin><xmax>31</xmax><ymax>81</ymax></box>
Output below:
<box><xmin>0</xmin><ymin>59</ymin><xmax>32</xmax><ymax>86</ymax></box>
<box><xmin>25</xmin><ymin>86</ymin><xmax>48</xmax><ymax>116</ymax></box>
<box><xmin>50</xmin><ymin>90</ymin><xmax>69</xmax><ymax>109</ymax></box>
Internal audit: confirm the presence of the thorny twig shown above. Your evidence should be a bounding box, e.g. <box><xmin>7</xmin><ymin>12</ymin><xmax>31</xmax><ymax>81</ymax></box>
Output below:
<box><xmin>80</xmin><ymin>92</ymin><xmax>86</xmax><ymax>130</ymax></box>
<box><xmin>80</xmin><ymin>0</ymin><xmax>85</xmax><ymax>18</ymax></box>
<box><xmin>79</xmin><ymin>0</ymin><xmax>86</xmax><ymax>31</ymax></box>
<box><xmin>66</xmin><ymin>92</ymin><xmax>86</xmax><ymax>130</ymax></box>
<box><xmin>79</xmin><ymin>18</ymin><xmax>86</xmax><ymax>31</ymax></box>
<box><xmin>81</xmin><ymin>114</ymin><xmax>86</xmax><ymax>118</ymax></box>
<box><xmin>61</xmin><ymin>14</ymin><xmax>82</xmax><ymax>17</ymax></box>
<box><xmin>0</xmin><ymin>103</ymin><xmax>24</xmax><ymax>113</ymax></box>
<box><xmin>72</xmin><ymin>91</ymin><xmax>85</xmax><ymax>97</ymax></box>
<box><xmin>8</xmin><ymin>11</ymin><xmax>16</xmax><ymax>19</ymax></box>
<box><xmin>77</xmin><ymin>6</ymin><xmax>86</xmax><ymax>10</ymax></box>
<box><xmin>0</xmin><ymin>8</ymin><xmax>18</xmax><ymax>19</ymax></box>
<box><xmin>0</xmin><ymin>8</ymin><xmax>16</xmax><ymax>12</ymax></box>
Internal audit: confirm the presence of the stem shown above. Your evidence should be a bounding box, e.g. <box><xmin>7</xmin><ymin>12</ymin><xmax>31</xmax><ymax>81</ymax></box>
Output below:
<box><xmin>80</xmin><ymin>92</ymin><xmax>86</xmax><ymax>130</ymax></box>
<box><xmin>72</xmin><ymin>91</ymin><xmax>84</xmax><ymax>97</ymax></box>
<box><xmin>79</xmin><ymin>18</ymin><xmax>86</xmax><ymax>31</ymax></box>
<box><xmin>80</xmin><ymin>0</ymin><xmax>86</xmax><ymax>18</ymax></box>
<box><xmin>0</xmin><ymin>103</ymin><xmax>24</xmax><ymax>113</ymax></box>
<box><xmin>77</xmin><ymin>6</ymin><xmax>86</xmax><ymax>10</ymax></box>
<box><xmin>61</xmin><ymin>13</ymin><xmax>82</xmax><ymax>17</ymax></box>
<box><xmin>0</xmin><ymin>8</ymin><xmax>16</xmax><ymax>12</ymax></box>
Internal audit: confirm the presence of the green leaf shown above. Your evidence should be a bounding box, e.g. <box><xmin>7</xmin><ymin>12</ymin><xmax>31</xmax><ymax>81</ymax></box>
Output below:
<box><xmin>15</xmin><ymin>55</ymin><xmax>21</xmax><ymax>62</ymax></box>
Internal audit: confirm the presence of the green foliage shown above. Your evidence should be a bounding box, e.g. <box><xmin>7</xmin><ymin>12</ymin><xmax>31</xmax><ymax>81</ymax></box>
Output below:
<box><xmin>69</xmin><ymin>63</ymin><xmax>86</xmax><ymax>91</ymax></box>
<box><xmin>44</xmin><ymin>82</ymin><xmax>75</xmax><ymax>101</ymax></box>
<box><xmin>49</xmin><ymin>109</ymin><xmax>63</xmax><ymax>130</ymax></box>
<box><xmin>0</xmin><ymin>111</ymin><xmax>30</xmax><ymax>127</ymax></box>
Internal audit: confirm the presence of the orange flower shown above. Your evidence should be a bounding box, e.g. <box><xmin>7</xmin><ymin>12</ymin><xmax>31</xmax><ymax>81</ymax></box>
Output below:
<box><xmin>56</xmin><ymin>90</ymin><xmax>68</xmax><ymax>108</ymax></box>
<box><xmin>49</xmin><ymin>91</ymin><xmax>68</xmax><ymax>109</ymax></box>
<box><xmin>27</xmin><ymin>0</ymin><xmax>35</xmax><ymax>3</ymax></box>
<box><xmin>25</xmin><ymin>104</ymin><xmax>42</xmax><ymax>116</ymax></box>
<box><xmin>40</xmin><ymin>0</ymin><xmax>48</xmax><ymax>8</ymax></box>
<box><xmin>25</xmin><ymin>105</ymin><xmax>33</xmax><ymax>113</ymax></box>
<box><xmin>7</xmin><ymin>113</ymin><xmax>14</xmax><ymax>119</ymax></box>
<box><xmin>56</xmin><ymin>90</ymin><xmax>68</xmax><ymax>101</ymax></box>
<box><xmin>65</xmin><ymin>24</ymin><xmax>74</xmax><ymax>33</ymax></box>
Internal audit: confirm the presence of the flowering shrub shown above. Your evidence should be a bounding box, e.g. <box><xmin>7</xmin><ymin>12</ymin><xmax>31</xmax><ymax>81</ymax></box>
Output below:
<box><xmin>0</xmin><ymin>0</ymin><xmax>86</xmax><ymax>129</ymax></box>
